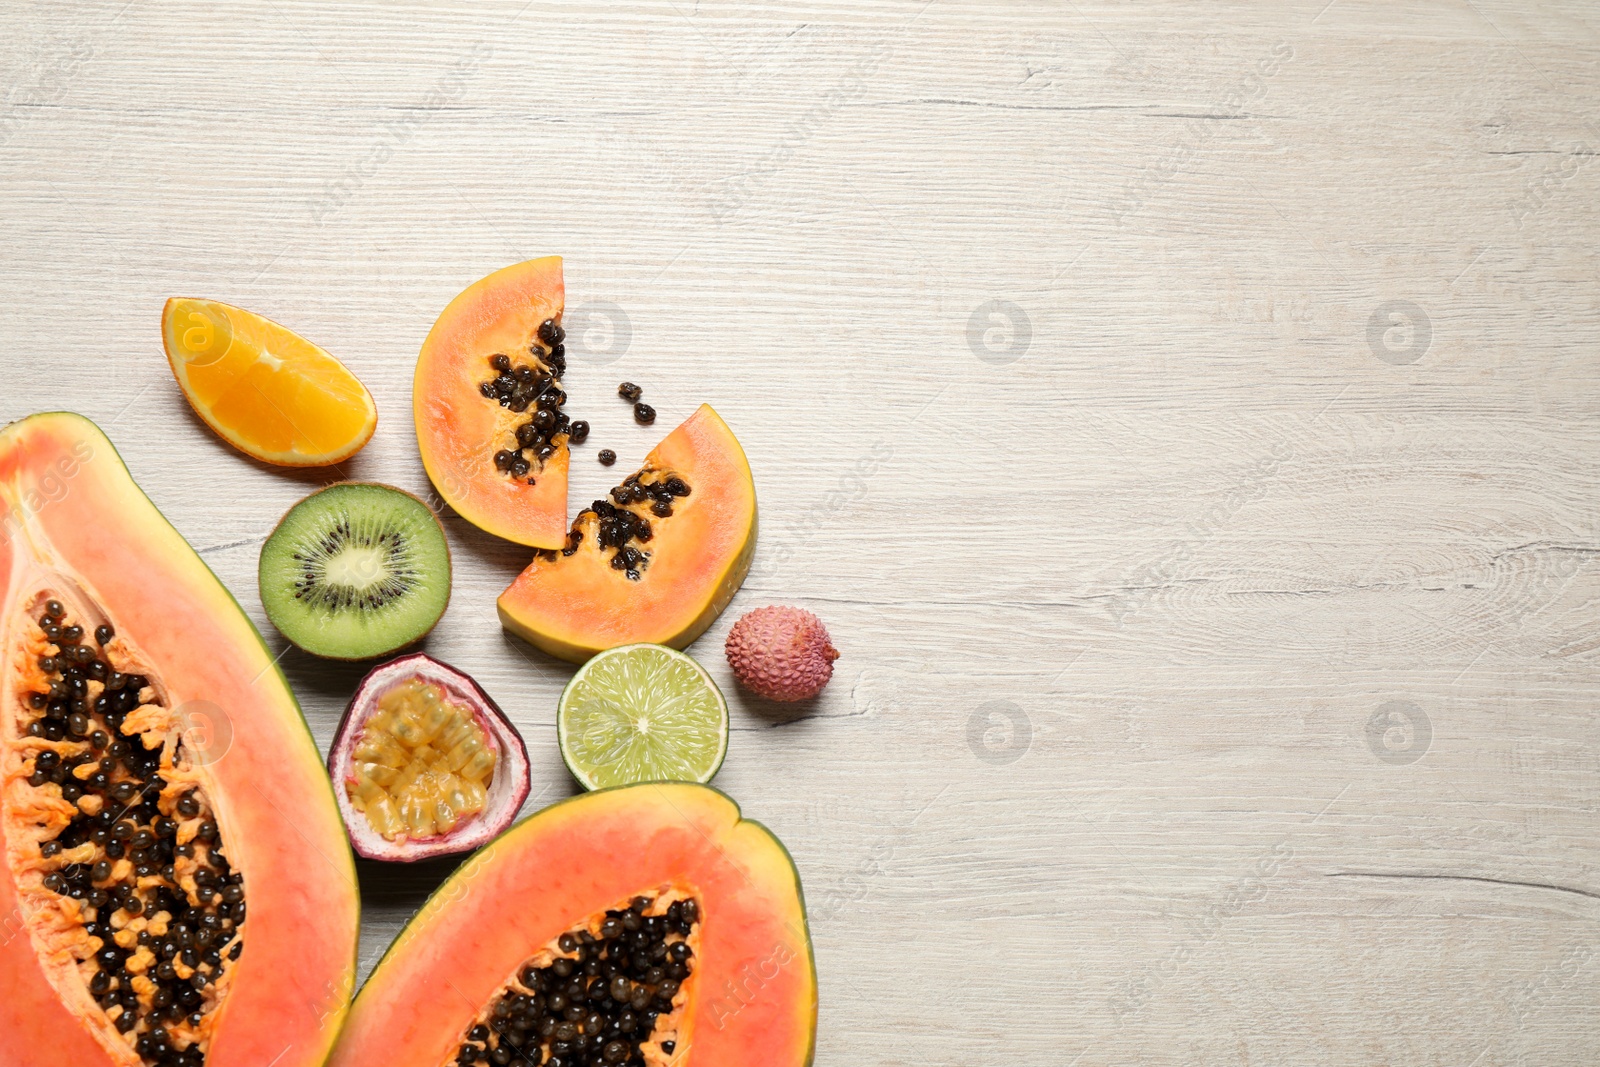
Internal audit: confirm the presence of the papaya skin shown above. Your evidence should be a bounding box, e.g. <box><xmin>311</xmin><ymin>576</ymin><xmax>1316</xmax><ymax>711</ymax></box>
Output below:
<box><xmin>328</xmin><ymin>783</ymin><xmax>816</xmax><ymax>1067</ymax></box>
<box><xmin>497</xmin><ymin>404</ymin><xmax>758</xmax><ymax>663</ymax></box>
<box><xmin>0</xmin><ymin>412</ymin><xmax>359</xmax><ymax>1067</ymax></box>
<box><xmin>414</xmin><ymin>257</ymin><xmax>570</xmax><ymax>548</ymax></box>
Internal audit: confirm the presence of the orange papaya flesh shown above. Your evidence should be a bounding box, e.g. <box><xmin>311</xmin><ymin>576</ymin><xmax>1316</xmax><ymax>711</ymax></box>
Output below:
<box><xmin>497</xmin><ymin>404</ymin><xmax>757</xmax><ymax>663</ymax></box>
<box><xmin>415</xmin><ymin>257</ymin><xmax>575</xmax><ymax>549</ymax></box>
<box><xmin>329</xmin><ymin>783</ymin><xmax>816</xmax><ymax>1067</ymax></box>
<box><xmin>0</xmin><ymin>413</ymin><xmax>358</xmax><ymax>1067</ymax></box>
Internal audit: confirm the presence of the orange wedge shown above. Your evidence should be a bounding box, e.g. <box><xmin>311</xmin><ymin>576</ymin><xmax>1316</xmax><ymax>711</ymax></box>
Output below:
<box><xmin>161</xmin><ymin>298</ymin><xmax>377</xmax><ymax>466</ymax></box>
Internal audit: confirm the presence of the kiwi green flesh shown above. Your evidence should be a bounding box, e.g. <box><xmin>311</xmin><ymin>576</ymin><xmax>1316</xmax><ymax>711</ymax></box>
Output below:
<box><xmin>259</xmin><ymin>483</ymin><xmax>451</xmax><ymax>660</ymax></box>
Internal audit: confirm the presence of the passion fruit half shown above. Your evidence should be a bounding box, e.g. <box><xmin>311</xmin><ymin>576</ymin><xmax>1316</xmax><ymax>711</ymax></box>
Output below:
<box><xmin>328</xmin><ymin>653</ymin><xmax>530</xmax><ymax>862</ymax></box>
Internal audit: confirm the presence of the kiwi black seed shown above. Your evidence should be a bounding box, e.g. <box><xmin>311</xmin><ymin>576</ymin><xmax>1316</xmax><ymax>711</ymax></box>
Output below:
<box><xmin>258</xmin><ymin>483</ymin><xmax>452</xmax><ymax>660</ymax></box>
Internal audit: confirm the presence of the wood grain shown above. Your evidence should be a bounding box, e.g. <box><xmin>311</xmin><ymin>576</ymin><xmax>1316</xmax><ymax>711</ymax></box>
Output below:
<box><xmin>3</xmin><ymin>1</ymin><xmax>1598</xmax><ymax>1063</ymax></box>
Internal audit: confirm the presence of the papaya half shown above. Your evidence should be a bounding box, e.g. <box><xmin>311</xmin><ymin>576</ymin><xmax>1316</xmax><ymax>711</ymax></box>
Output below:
<box><xmin>415</xmin><ymin>257</ymin><xmax>574</xmax><ymax>549</ymax></box>
<box><xmin>0</xmin><ymin>413</ymin><xmax>359</xmax><ymax>1066</ymax></box>
<box><xmin>498</xmin><ymin>404</ymin><xmax>757</xmax><ymax>663</ymax></box>
<box><xmin>329</xmin><ymin>783</ymin><xmax>816</xmax><ymax>1067</ymax></box>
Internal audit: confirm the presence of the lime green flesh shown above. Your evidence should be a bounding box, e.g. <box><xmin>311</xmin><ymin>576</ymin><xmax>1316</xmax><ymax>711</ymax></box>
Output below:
<box><xmin>259</xmin><ymin>483</ymin><xmax>451</xmax><ymax>660</ymax></box>
<box><xmin>558</xmin><ymin>644</ymin><xmax>729</xmax><ymax>790</ymax></box>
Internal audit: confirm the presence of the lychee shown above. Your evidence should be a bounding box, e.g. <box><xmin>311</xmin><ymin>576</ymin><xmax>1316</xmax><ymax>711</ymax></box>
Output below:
<box><xmin>724</xmin><ymin>606</ymin><xmax>839</xmax><ymax>702</ymax></box>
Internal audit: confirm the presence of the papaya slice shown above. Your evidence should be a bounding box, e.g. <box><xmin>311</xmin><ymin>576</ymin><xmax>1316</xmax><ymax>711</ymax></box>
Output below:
<box><xmin>328</xmin><ymin>783</ymin><xmax>816</xmax><ymax>1067</ymax></box>
<box><xmin>497</xmin><ymin>405</ymin><xmax>758</xmax><ymax>663</ymax></box>
<box><xmin>415</xmin><ymin>257</ymin><xmax>575</xmax><ymax>548</ymax></box>
<box><xmin>0</xmin><ymin>413</ymin><xmax>359</xmax><ymax>1067</ymax></box>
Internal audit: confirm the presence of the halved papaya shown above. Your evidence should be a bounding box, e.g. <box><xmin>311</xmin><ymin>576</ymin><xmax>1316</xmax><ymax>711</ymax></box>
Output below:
<box><xmin>415</xmin><ymin>257</ymin><xmax>574</xmax><ymax>549</ymax></box>
<box><xmin>0</xmin><ymin>413</ymin><xmax>359</xmax><ymax>1066</ymax></box>
<box><xmin>498</xmin><ymin>404</ymin><xmax>758</xmax><ymax>662</ymax></box>
<box><xmin>328</xmin><ymin>783</ymin><xmax>815</xmax><ymax>1067</ymax></box>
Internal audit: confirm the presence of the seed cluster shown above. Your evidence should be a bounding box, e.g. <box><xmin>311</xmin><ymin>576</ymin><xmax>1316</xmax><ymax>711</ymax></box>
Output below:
<box><xmin>291</xmin><ymin>519</ymin><xmax>418</xmax><ymax>612</ymax></box>
<box><xmin>535</xmin><ymin>471</ymin><xmax>691</xmax><ymax>580</ymax></box>
<box><xmin>456</xmin><ymin>895</ymin><xmax>699</xmax><ymax>1067</ymax></box>
<box><xmin>480</xmin><ymin>319</ymin><xmax>589</xmax><ymax>483</ymax></box>
<box><xmin>19</xmin><ymin>601</ymin><xmax>243</xmax><ymax>1066</ymax></box>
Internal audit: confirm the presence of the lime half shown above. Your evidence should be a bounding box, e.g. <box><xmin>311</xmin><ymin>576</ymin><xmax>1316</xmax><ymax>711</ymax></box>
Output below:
<box><xmin>558</xmin><ymin>644</ymin><xmax>729</xmax><ymax>790</ymax></box>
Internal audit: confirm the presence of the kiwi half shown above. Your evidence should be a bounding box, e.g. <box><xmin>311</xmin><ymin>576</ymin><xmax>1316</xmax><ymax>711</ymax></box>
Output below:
<box><xmin>259</xmin><ymin>482</ymin><xmax>452</xmax><ymax>660</ymax></box>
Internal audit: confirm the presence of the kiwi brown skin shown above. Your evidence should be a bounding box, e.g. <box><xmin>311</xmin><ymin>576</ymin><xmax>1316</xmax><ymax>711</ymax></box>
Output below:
<box><xmin>261</xmin><ymin>481</ymin><xmax>453</xmax><ymax>662</ymax></box>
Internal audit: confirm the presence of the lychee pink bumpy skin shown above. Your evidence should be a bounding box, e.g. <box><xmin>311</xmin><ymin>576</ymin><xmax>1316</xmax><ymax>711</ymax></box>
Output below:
<box><xmin>724</xmin><ymin>606</ymin><xmax>839</xmax><ymax>702</ymax></box>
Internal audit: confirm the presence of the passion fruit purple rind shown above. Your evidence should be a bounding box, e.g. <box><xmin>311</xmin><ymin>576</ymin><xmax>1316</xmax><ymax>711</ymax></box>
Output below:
<box><xmin>328</xmin><ymin>652</ymin><xmax>530</xmax><ymax>862</ymax></box>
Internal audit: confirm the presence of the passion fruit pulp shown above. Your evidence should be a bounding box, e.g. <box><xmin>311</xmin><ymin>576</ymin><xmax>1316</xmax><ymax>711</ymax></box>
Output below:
<box><xmin>328</xmin><ymin>653</ymin><xmax>530</xmax><ymax>862</ymax></box>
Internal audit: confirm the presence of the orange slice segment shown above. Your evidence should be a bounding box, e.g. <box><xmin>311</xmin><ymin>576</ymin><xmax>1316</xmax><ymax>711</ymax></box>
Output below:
<box><xmin>161</xmin><ymin>298</ymin><xmax>378</xmax><ymax>466</ymax></box>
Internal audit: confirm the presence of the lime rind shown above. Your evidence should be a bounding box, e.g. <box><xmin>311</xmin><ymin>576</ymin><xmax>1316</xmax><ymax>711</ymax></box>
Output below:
<box><xmin>558</xmin><ymin>644</ymin><xmax>729</xmax><ymax>790</ymax></box>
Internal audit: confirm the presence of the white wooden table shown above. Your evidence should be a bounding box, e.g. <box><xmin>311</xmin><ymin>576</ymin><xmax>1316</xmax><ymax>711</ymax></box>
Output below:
<box><xmin>4</xmin><ymin>2</ymin><xmax>1598</xmax><ymax>1063</ymax></box>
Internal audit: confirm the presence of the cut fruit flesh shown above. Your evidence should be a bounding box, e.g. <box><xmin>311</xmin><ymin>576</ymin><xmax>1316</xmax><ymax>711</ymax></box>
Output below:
<box><xmin>161</xmin><ymin>298</ymin><xmax>377</xmax><ymax>467</ymax></box>
<box><xmin>0</xmin><ymin>413</ymin><xmax>358</xmax><ymax>1067</ymax></box>
<box><xmin>450</xmin><ymin>887</ymin><xmax>701</xmax><ymax>1067</ymax></box>
<box><xmin>258</xmin><ymin>482</ymin><xmax>452</xmax><ymax>661</ymax></box>
<box><xmin>349</xmin><ymin>679</ymin><xmax>496</xmax><ymax>840</ymax></box>
<box><xmin>558</xmin><ymin>644</ymin><xmax>729</xmax><ymax>790</ymax></box>
<box><xmin>498</xmin><ymin>405</ymin><xmax>758</xmax><ymax>663</ymax></box>
<box><xmin>329</xmin><ymin>653</ymin><xmax>531</xmax><ymax>862</ymax></box>
<box><xmin>415</xmin><ymin>257</ymin><xmax>572</xmax><ymax>549</ymax></box>
<box><xmin>11</xmin><ymin>597</ymin><xmax>245</xmax><ymax>1065</ymax></box>
<box><xmin>328</xmin><ymin>784</ymin><xmax>815</xmax><ymax>1067</ymax></box>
